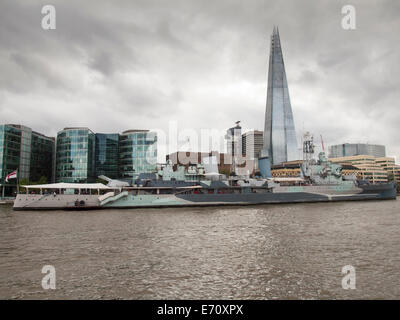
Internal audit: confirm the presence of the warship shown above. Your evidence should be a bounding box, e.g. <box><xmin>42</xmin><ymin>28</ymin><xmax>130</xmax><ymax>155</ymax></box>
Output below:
<box><xmin>13</xmin><ymin>136</ymin><xmax>397</xmax><ymax>211</ymax></box>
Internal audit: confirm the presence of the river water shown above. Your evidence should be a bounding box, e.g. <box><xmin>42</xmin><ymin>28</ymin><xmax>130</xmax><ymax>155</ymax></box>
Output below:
<box><xmin>0</xmin><ymin>200</ymin><xmax>399</xmax><ymax>299</ymax></box>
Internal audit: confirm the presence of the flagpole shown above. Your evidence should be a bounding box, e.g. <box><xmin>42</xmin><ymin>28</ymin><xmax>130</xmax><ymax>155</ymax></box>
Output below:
<box><xmin>16</xmin><ymin>169</ymin><xmax>19</xmax><ymax>196</ymax></box>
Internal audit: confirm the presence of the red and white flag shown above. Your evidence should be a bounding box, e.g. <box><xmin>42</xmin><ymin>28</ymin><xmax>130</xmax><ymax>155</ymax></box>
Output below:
<box><xmin>5</xmin><ymin>170</ymin><xmax>17</xmax><ymax>182</ymax></box>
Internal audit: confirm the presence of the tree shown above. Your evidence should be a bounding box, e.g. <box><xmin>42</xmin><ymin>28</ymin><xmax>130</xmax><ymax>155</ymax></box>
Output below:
<box><xmin>18</xmin><ymin>178</ymin><xmax>29</xmax><ymax>193</ymax></box>
<box><xmin>38</xmin><ymin>176</ymin><xmax>48</xmax><ymax>184</ymax></box>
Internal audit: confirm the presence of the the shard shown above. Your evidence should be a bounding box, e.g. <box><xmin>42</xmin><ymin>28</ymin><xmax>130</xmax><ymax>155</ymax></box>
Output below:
<box><xmin>262</xmin><ymin>27</ymin><xmax>298</xmax><ymax>165</ymax></box>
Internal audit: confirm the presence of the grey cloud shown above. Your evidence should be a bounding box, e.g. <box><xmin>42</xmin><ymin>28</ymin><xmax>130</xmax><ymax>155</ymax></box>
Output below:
<box><xmin>296</xmin><ymin>70</ymin><xmax>318</xmax><ymax>84</ymax></box>
<box><xmin>10</xmin><ymin>53</ymin><xmax>66</xmax><ymax>89</ymax></box>
<box><xmin>0</xmin><ymin>0</ymin><xmax>399</xmax><ymax>161</ymax></box>
<box><xmin>88</xmin><ymin>51</ymin><xmax>115</xmax><ymax>76</ymax></box>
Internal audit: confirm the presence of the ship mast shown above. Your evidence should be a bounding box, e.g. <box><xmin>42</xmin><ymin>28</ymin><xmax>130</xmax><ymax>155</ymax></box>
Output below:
<box><xmin>302</xmin><ymin>132</ymin><xmax>315</xmax><ymax>178</ymax></box>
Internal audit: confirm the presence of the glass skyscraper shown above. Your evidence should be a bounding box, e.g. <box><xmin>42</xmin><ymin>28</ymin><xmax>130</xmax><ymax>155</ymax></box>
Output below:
<box><xmin>56</xmin><ymin>127</ymin><xmax>95</xmax><ymax>183</ymax></box>
<box><xmin>29</xmin><ymin>130</ymin><xmax>55</xmax><ymax>182</ymax></box>
<box><xmin>95</xmin><ymin>133</ymin><xmax>119</xmax><ymax>179</ymax></box>
<box><xmin>0</xmin><ymin>125</ymin><xmax>21</xmax><ymax>184</ymax></box>
<box><xmin>262</xmin><ymin>27</ymin><xmax>298</xmax><ymax>165</ymax></box>
<box><xmin>0</xmin><ymin>124</ymin><xmax>54</xmax><ymax>196</ymax></box>
<box><xmin>119</xmin><ymin>130</ymin><xmax>157</xmax><ymax>179</ymax></box>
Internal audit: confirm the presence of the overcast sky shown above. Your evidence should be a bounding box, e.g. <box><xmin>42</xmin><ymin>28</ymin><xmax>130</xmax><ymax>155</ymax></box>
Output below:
<box><xmin>1</xmin><ymin>0</ymin><xmax>399</xmax><ymax>162</ymax></box>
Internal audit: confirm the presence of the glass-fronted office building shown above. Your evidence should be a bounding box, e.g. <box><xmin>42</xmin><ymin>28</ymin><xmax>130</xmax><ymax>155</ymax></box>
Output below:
<box><xmin>55</xmin><ymin>128</ymin><xmax>157</xmax><ymax>183</ymax></box>
<box><xmin>119</xmin><ymin>130</ymin><xmax>157</xmax><ymax>179</ymax></box>
<box><xmin>30</xmin><ymin>131</ymin><xmax>55</xmax><ymax>182</ymax></box>
<box><xmin>329</xmin><ymin>143</ymin><xmax>386</xmax><ymax>159</ymax></box>
<box><xmin>95</xmin><ymin>133</ymin><xmax>119</xmax><ymax>179</ymax></box>
<box><xmin>1</xmin><ymin>124</ymin><xmax>55</xmax><ymax>197</ymax></box>
<box><xmin>1</xmin><ymin>124</ymin><xmax>159</xmax><ymax>188</ymax></box>
<box><xmin>0</xmin><ymin>125</ymin><xmax>21</xmax><ymax>186</ymax></box>
<box><xmin>56</xmin><ymin>128</ymin><xmax>95</xmax><ymax>183</ymax></box>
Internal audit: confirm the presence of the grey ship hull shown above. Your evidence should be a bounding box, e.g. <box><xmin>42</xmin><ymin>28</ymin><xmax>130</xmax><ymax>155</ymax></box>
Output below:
<box><xmin>13</xmin><ymin>182</ymin><xmax>397</xmax><ymax>210</ymax></box>
<box><xmin>111</xmin><ymin>184</ymin><xmax>397</xmax><ymax>209</ymax></box>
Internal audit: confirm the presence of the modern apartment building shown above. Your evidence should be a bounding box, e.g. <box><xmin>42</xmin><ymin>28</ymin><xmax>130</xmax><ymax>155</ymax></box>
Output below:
<box><xmin>226</xmin><ymin>122</ymin><xmax>242</xmax><ymax>174</ymax></box>
<box><xmin>242</xmin><ymin>130</ymin><xmax>263</xmax><ymax>159</ymax></box>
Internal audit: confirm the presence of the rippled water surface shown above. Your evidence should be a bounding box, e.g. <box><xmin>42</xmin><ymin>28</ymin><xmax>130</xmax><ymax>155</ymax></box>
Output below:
<box><xmin>1</xmin><ymin>200</ymin><xmax>400</xmax><ymax>299</ymax></box>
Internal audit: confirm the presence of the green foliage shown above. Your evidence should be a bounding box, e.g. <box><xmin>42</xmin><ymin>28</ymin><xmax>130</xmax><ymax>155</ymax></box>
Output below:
<box><xmin>38</xmin><ymin>176</ymin><xmax>48</xmax><ymax>184</ymax></box>
<box><xmin>18</xmin><ymin>178</ymin><xmax>29</xmax><ymax>193</ymax></box>
<box><xmin>18</xmin><ymin>178</ymin><xmax>29</xmax><ymax>185</ymax></box>
<box><xmin>96</xmin><ymin>177</ymin><xmax>108</xmax><ymax>184</ymax></box>
<box><xmin>18</xmin><ymin>176</ymin><xmax>49</xmax><ymax>193</ymax></box>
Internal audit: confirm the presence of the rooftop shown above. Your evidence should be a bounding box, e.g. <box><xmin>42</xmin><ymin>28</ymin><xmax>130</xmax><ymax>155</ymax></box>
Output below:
<box><xmin>121</xmin><ymin>129</ymin><xmax>150</xmax><ymax>135</ymax></box>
